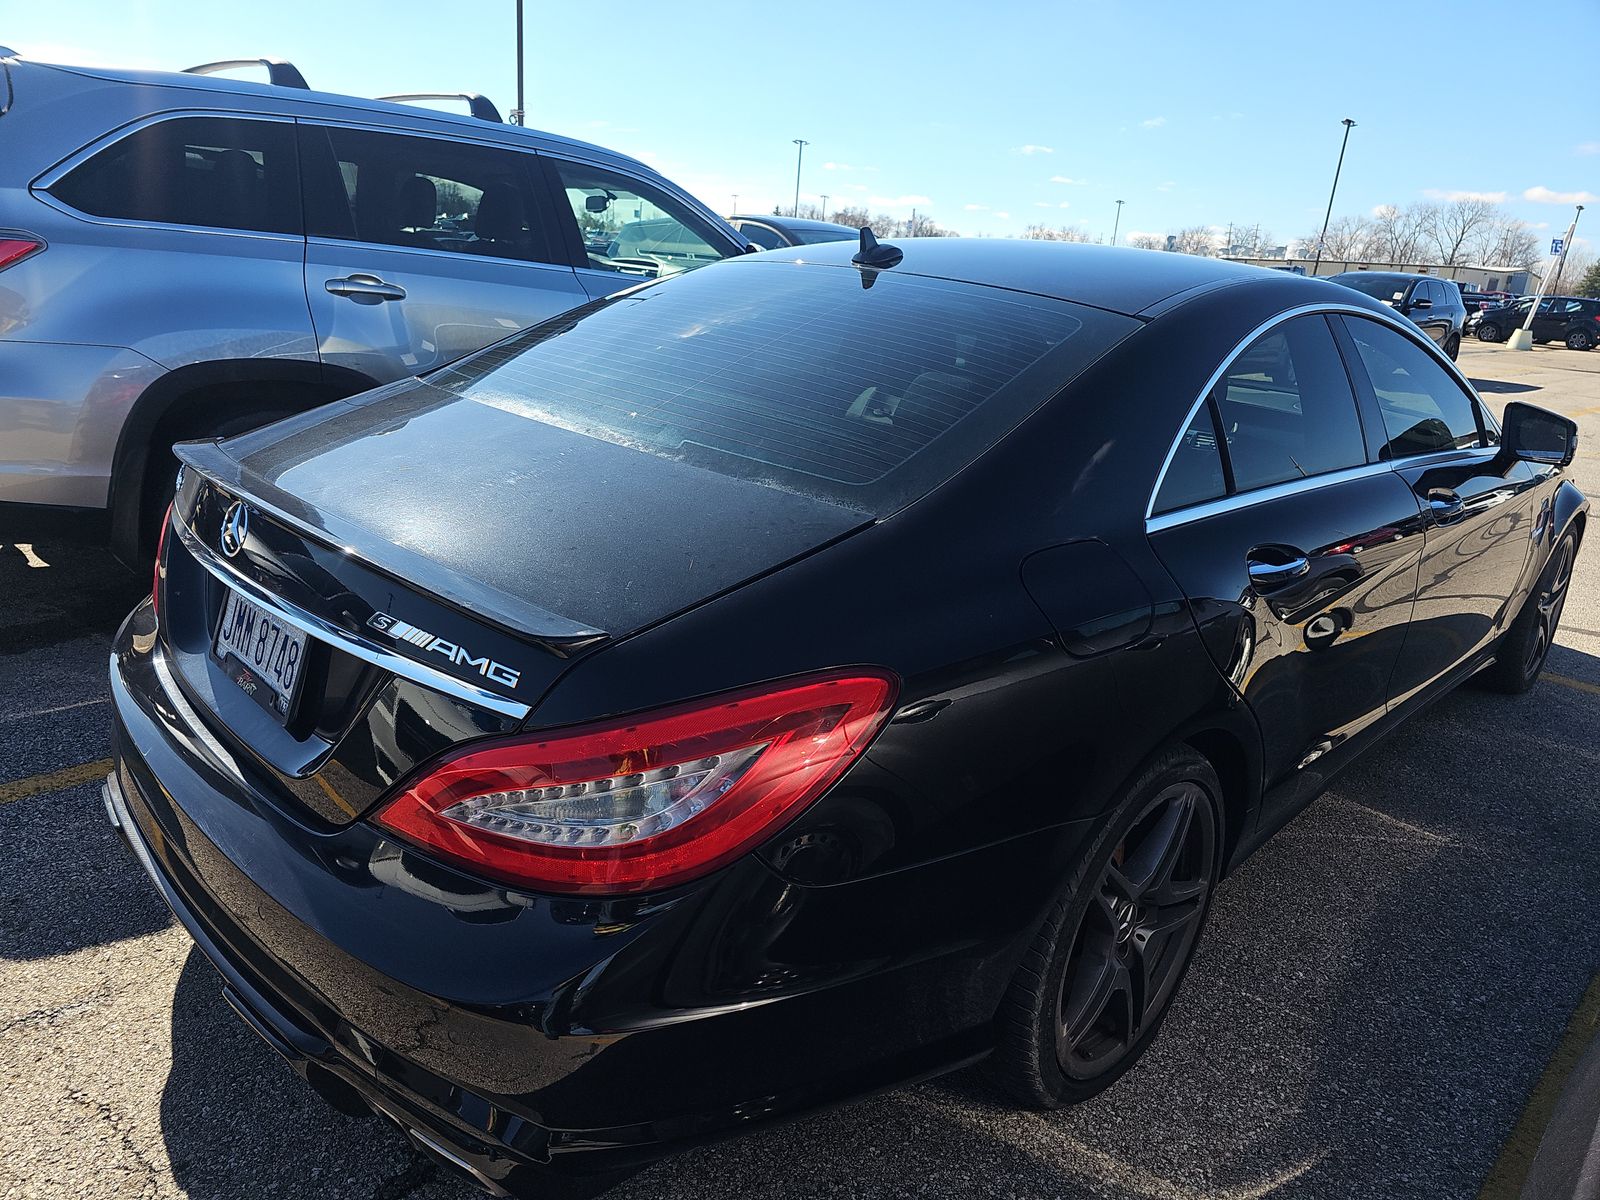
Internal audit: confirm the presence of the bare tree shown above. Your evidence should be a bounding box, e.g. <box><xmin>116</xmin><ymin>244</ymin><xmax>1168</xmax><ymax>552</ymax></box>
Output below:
<box><xmin>1169</xmin><ymin>225</ymin><xmax>1217</xmax><ymax>256</ymax></box>
<box><xmin>1127</xmin><ymin>233</ymin><xmax>1166</xmax><ymax>251</ymax></box>
<box><xmin>1426</xmin><ymin>198</ymin><xmax>1498</xmax><ymax>266</ymax></box>
<box><xmin>1368</xmin><ymin>204</ymin><xmax>1430</xmax><ymax>263</ymax></box>
<box><xmin>1022</xmin><ymin>223</ymin><xmax>1096</xmax><ymax>242</ymax></box>
<box><xmin>1299</xmin><ymin>214</ymin><xmax>1374</xmax><ymax>260</ymax></box>
<box><xmin>1476</xmin><ymin>217</ymin><xmax>1541</xmax><ymax>271</ymax></box>
<box><xmin>823</xmin><ymin>206</ymin><xmax>957</xmax><ymax>238</ymax></box>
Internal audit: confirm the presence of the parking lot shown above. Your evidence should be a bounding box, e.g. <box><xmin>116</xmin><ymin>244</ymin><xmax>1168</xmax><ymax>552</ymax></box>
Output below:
<box><xmin>1</xmin><ymin>338</ymin><xmax>1597</xmax><ymax>1200</ymax></box>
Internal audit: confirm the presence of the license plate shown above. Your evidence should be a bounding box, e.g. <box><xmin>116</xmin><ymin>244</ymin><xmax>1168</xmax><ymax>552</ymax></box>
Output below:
<box><xmin>213</xmin><ymin>588</ymin><xmax>308</xmax><ymax>722</ymax></box>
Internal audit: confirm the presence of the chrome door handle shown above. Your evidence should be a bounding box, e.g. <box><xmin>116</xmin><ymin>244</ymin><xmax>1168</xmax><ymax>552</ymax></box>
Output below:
<box><xmin>1247</xmin><ymin>557</ymin><xmax>1310</xmax><ymax>587</ymax></box>
<box><xmin>1428</xmin><ymin>491</ymin><xmax>1465</xmax><ymax>521</ymax></box>
<box><xmin>324</xmin><ymin>274</ymin><xmax>407</xmax><ymax>301</ymax></box>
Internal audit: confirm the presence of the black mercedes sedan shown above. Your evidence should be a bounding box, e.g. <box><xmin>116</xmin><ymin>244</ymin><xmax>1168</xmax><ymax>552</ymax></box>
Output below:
<box><xmin>107</xmin><ymin>238</ymin><xmax>1585</xmax><ymax>1198</ymax></box>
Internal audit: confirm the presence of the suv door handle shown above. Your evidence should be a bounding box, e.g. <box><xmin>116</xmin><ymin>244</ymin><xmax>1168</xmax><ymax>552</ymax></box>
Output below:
<box><xmin>1246</xmin><ymin>555</ymin><xmax>1310</xmax><ymax>587</ymax></box>
<box><xmin>325</xmin><ymin>274</ymin><xmax>407</xmax><ymax>301</ymax></box>
<box><xmin>1428</xmin><ymin>490</ymin><xmax>1465</xmax><ymax>522</ymax></box>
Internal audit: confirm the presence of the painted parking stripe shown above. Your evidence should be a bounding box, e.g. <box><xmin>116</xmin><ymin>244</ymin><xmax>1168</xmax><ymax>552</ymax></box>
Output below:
<box><xmin>1544</xmin><ymin>673</ymin><xmax>1600</xmax><ymax>697</ymax></box>
<box><xmin>0</xmin><ymin>759</ymin><xmax>113</xmax><ymax>806</ymax></box>
<box><xmin>1477</xmin><ymin>973</ymin><xmax>1600</xmax><ymax>1198</ymax></box>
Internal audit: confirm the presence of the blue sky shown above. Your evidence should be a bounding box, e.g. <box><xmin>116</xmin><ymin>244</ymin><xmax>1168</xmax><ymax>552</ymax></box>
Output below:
<box><xmin>9</xmin><ymin>1</ymin><xmax>1597</xmax><ymax>248</ymax></box>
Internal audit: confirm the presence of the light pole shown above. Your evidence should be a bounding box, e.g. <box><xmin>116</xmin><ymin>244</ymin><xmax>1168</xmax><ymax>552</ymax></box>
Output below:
<box><xmin>732</xmin><ymin>194</ymin><xmax>739</xmax><ymax>216</ymax></box>
<box><xmin>1509</xmin><ymin>204</ymin><xmax>1584</xmax><ymax>351</ymax></box>
<box><xmin>1311</xmin><ymin>118</ymin><xmax>1356</xmax><ymax>276</ymax></box>
<box><xmin>508</xmin><ymin>0</ymin><xmax>526</xmax><ymax>124</ymax></box>
<box><xmin>1111</xmin><ymin>200</ymin><xmax>1124</xmax><ymax>246</ymax></box>
<box><xmin>820</xmin><ymin>195</ymin><xmax>829</xmax><ymax>222</ymax></box>
<box><xmin>791</xmin><ymin>139</ymin><xmax>809</xmax><ymax>218</ymax></box>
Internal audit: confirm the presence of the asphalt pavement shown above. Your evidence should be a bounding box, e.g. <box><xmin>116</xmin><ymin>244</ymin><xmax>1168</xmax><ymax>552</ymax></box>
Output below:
<box><xmin>1</xmin><ymin>339</ymin><xmax>1597</xmax><ymax>1200</ymax></box>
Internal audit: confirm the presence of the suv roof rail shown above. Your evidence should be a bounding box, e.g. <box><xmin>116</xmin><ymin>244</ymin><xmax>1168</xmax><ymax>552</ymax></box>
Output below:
<box><xmin>377</xmin><ymin>92</ymin><xmax>503</xmax><ymax>124</ymax></box>
<box><xmin>182</xmin><ymin>58</ymin><xmax>310</xmax><ymax>90</ymax></box>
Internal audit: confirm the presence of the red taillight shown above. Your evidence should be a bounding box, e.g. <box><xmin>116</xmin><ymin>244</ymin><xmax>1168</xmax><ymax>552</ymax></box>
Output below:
<box><xmin>375</xmin><ymin>670</ymin><xmax>898</xmax><ymax>895</ymax></box>
<box><xmin>0</xmin><ymin>238</ymin><xmax>43</xmax><ymax>271</ymax></box>
<box><xmin>151</xmin><ymin>501</ymin><xmax>173</xmax><ymax>623</ymax></box>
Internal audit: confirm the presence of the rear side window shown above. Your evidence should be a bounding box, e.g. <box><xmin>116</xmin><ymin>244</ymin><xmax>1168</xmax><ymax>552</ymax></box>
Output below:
<box><xmin>51</xmin><ymin>117</ymin><xmax>299</xmax><ymax>234</ymax></box>
<box><xmin>427</xmin><ymin>260</ymin><xmax>1137</xmax><ymax>513</ymax></box>
<box><xmin>299</xmin><ymin>125</ymin><xmax>556</xmax><ymax>264</ymax></box>
<box><xmin>1153</xmin><ymin>406</ymin><xmax>1226</xmax><ymax>514</ymax></box>
<box><xmin>1212</xmin><ymin>316</ymin><xmax>1367</xmax><ymax>492</ymax></box>
<box><xmin>1344</xmin><ymin>318</ymin><xmax>1483</xmax><ymax>458</ymax></box>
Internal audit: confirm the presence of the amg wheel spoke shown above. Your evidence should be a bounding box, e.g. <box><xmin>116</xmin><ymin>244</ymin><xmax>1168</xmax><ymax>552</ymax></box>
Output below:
<box><xmin>1124</xmin><ymin>791</ymin><xmax>1194</xmax><ymax>901</ymax></box>
<box><xmin>1061</xmin><ymin>951</ymin><xmax>1120</xmax><ymax>1047</ymax></box>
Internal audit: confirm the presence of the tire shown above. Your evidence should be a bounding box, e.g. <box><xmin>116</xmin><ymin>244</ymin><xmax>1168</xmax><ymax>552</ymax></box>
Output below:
<box><xmin>988</xmin><ymin>746</ymin><xmax>1222</xmax><ymax>1108</ymax></box>
<box><xmin>1566</xmin><ymin>328</ymin><xmax>1595</xmax><ymax>351</ymax></box>
<box><xmin>1476</xmin><ymin>323</ymin><xmax>1501</xmax><ymax>342</ymax></box>
<box><xmin>1445</xmin><ymin>334</ymin><xmax>1461</xmax><ymax>361</ymax></box>
<box><xmin>1478</xmin><ymin>530</ymin><xmax>1579</xmax><ymax>694</ymax></box>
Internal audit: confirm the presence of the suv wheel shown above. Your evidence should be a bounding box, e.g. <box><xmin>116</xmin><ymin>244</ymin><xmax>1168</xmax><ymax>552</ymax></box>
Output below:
<box><xmin>1566</xmin><ymin>328</ymin><xmax>1595</xmax><ymax>351</ymax></box>
<box><xmin>1476</xmin><ymin>322</ymin><xmax>1501</xmax><ymax>342</ymax></box>
<box><xmin>1444</xmin><ymin>334</ymin><xmax>1460</xmax><ymax>361</ymax></box>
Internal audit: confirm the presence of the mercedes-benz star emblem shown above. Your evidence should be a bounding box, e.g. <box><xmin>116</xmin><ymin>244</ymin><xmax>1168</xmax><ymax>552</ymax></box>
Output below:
<box><xmin>219</xmin><ymin>501</ymin><xmax>249</xmax><ymax>558</ymax></box>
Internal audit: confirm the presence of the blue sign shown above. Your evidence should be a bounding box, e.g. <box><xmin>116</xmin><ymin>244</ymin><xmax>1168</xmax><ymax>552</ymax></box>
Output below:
<box><xmin>1551</xmin><ymin>238</ymin><xmax>1565</xmax><ymax>256</ymax></box>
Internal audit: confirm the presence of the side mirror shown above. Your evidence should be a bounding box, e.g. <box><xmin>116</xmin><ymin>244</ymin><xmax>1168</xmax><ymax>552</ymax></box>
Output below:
<box><xmin>1408</xmin><ymin>296</ymin><xmax>1432</xmax><ymax>311</ymax></box>
<box><xmin>1501</xmin><ymin>401</ymin><xmax>1577</xmax><ymax>468</ymax></box>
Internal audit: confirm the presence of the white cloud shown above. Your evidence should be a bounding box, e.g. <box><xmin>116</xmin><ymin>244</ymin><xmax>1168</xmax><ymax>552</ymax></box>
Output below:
<box><xmin>1034</xmin><ymin>201</ymin><xmax>1054</xmax><ymax>208</ymax></box>
<box><xmin>1524</xmin><ymin>185</ymin><xmax>1599</xmax><ymax>204</ymax></box>
<box><xmin>1049</xmin><ymin>175</ymin><xmax>1086</xmax><ymax>185</ymax></box>
<box><xmin>1422</xmin><ymin>188</ymin><xmax>1507</xmax><ymax>203</ymax></box>
<box><xmin>993</xmin><ymin>211</ymin><xmax>1010</xmax><ymax>219</ymax></box>
<box><xmin>1575</xmin><ymin>142</ymin><xmax>1600</xmax><ymax>156</ymax></box>
<box><xmin>1017</xmin><ymin>144</ymin><xmax>1054</xmax><ymax>155</ymax></box>
<box><xmin>868</xmin><ymin>194</ymin><xmax>932</xmax><ymax>209</ymax></box>
<box><xmin>822</xmin><ymin>162</ymin><xmax>851</xmax><ymax>171</ymax></box>
<box><xmin>963</xmin><ymin>203</ymin><xmax>989</xmax><ymax>211</ymax></box>
<box><xmin>1141</xmin><ymin>116</ymin><xmax>1167</xmax><ymax>129</ymax></box>
<box><xmin>1156</xmin><ymin>181</ymin><xmax>1176</xmax><ymax>193</ymax></box>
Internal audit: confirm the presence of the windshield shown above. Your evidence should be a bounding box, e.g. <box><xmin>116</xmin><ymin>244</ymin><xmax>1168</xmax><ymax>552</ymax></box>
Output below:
<box><xmin>1332</xmin><ymin>274</ymin><xmax>1412</xmax><ymax>303</ymax></box>
<box><xmin>427</xmin><ymin>260</ymin><xmax>1138</xmax><ymax>514</ymax></box>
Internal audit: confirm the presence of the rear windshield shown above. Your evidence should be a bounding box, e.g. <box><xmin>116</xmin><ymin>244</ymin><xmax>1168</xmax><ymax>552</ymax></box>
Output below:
<box><xmin>1332</xmin><ymin>273</ymin><xmax>1413</xmax><ymax>303</ymax></box>
<box><xmin>426</xmin><ymin>259</ymin><xmax>1137</xmax><ymax>514</ymax></box>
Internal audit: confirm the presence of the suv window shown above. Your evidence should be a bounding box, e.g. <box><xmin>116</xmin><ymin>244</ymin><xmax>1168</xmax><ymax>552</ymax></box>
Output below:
<box><xmin>52</xmin><ymin>116</ymin><xmax>300</xmax><ymax>235</ymax></box>
<box><xmin>1211</xmin><ymin>316</ymin><xmax>1367</xmax><ymax>492</ymax></box>
<box><xmin>552</xmin><ymin>162</ymin><xmax>728</xmax><ymax>278</ymax></box>
<box><xmin>737</xmin><ymin>222</ymin><xmax>788</xmax><ymax>251</ymax></box>
<box><xmin>299</xmin><ymin>126</ymin><xmax>556</xmax><ymax>264</ymax></box>
<box><xmin>1344</xmin><ymin>317</ymin><xmax>1483</xmax><ymax>458</ymax></box>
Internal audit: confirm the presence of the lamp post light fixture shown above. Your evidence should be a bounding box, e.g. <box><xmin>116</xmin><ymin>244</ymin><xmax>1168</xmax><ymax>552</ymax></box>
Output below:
<box><xmin>1312</xmin><ymin>118</ymin><xmax>1357</xmax><ymax>276</ymax></box>
<box><xmin>820</xmin><ymin>195</ymin><xmax>829</xmax><ymax>222</ymax></box>
<box><xmin>791</xmin><ymin>139</ymin><xmax>810</xmax><ymax>218</ymax></box>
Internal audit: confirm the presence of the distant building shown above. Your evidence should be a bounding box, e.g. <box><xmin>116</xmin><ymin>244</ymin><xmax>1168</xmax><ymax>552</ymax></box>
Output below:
<box><xmin>1222</xmin><ymin>255</ymin><xmax>1538</xmax><ymax>293</ymax></box>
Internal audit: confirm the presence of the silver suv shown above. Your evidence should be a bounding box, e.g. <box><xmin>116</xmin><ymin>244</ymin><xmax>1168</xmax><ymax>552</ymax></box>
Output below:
<box><xmin>0</xmin><ymin>51</ymin><xmax>748</xmax><ymax>559</ymax></box>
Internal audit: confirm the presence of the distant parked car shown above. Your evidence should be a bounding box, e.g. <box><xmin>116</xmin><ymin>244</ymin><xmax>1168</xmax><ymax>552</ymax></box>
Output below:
<box><xmin>1327</xmin><ymin>272</ymin><xmax>1466</xmax><ymax>360</ymax></box>
<box><xmin>0</xmin><ymin>49</ymin><xmax>748</xmax><ymax>562</ymax></box>
<box><xmin>1474</xmin><ymin>296</ymin><xmax>1600</xmax><ymax>350</ymax></box>
<box><xmin>729</xmin><ymin>214</ymin><xmax>861</xmax><ymax>249</ymax></box>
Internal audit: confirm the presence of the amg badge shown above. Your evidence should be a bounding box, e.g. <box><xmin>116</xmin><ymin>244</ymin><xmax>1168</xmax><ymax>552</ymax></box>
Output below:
<box><xmin>366</xmin><ymin>612</ymin><xmax>521</xmax><ymax>690</ymax></box>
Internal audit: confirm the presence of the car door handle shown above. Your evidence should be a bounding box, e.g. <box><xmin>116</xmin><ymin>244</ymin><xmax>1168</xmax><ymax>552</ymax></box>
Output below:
<box><xmin>1246</xmin><ymin>556</ymin><xmax>1310</xmax><ymax>587</ymax></box>
<box><xmin>324</xmin><ymin>274</ymin><xmax>407</xmax><ymax>301</ymax></box>
<box><xmin>1428</xmin><ymin>491</ymin><xmax>1465</xmax><ymax>522</ymax></box>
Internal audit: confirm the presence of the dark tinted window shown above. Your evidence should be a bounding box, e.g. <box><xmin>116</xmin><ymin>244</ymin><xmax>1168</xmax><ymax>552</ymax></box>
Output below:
<box><xmin>1153</xmin><ymin>405</ymin><xmax>1226</xmax><ymax>514</ymax></box>
<box><xmin>738</xmin><ymin>222</ymin><xmax>788</xmax><ymax>250</ymax></box>
<box><xmin>1213</xmin><ymin>316</ymin><xmax>1367</xmax><ymax>492</ymax></box>
<box><xmin>52</xmin><ymin>117</ymin><xmax>299</xmax><ymax>234</ymax></box>
<box><xmin>1331</xmin><ymin>273</ymin><xmax>1413</xmax><ymax>303</ymax></box>
<box><xmin>299</xmin><ymin>126</ymin><xmax>555</xmax><ymax>263</ymax></box>
<box><xmin>793</xmin><ymin>226</ymin><xmax>857</xmax><ymax>245</ymax></box>
<box><xmin>1345</xmin><ymin>318</ymin><xmax>1483</xmax><ymax>458</ymax></box>
<box><xmin>428</xmin><ymin>260</ymin><xmax>1137</xmax><ymax>512</ymax></box>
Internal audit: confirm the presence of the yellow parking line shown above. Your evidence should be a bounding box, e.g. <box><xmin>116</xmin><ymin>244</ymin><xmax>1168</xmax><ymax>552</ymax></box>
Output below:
<box><xmin>1478</xmin><ymin>973</ymin><xmax>1600</xmax><ymax>1198</ymax></box>
<box><xmin>1545</xmin><ymin>673</ymin><xmax>1600</xmax><ymax>697</ymax></box>
<box><xmin>0</xmin><ymin>758</ymin><xmax>113</xmax><ymax>806</ymax></box>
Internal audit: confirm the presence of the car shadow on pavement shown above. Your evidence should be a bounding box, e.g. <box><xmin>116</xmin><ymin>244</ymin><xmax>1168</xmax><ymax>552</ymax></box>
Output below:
<box><xmin>1467</xmin><ymin>378</ymin><xmax>1542</xmax><ymax>395</ymax></box>
<box><xmin>0</xmin><ymin>539</ymin><xmax>145</xmax><ymax>656</ymax></box>
<box><xmin>154</xmin><ymin>646</ymin><xmax>1600</xmax><ymax>1200</ymax></box>
<box><xmin>0</xmin><ymin>779</ymin><xmax>172</xmax><ymax>960</ymax></box>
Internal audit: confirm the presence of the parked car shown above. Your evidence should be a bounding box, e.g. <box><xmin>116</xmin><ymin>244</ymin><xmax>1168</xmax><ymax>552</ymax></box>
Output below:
<box><xmin>0</xmin><ymin>49</ymin><xmax>748</xmax><ymax>561</ymax></box>
<box><xmin>729</xmin><ymin>214</ymin><xmax>860</xmax><ymax>249</ymax></box>
<box><xmin>1326</xmin><ymin>271</ymin><xmax>1467</xmax><ymax>359</ymax></box>
<box><xmin>1474</xmin><ymin>295</ymin><xmax>1600</xmax><ymax>350</ymax></box>
<box><xmin>108</xmin><ymin>239</ymin><xmax>1585</xmax><ymax>1198</ymax></box>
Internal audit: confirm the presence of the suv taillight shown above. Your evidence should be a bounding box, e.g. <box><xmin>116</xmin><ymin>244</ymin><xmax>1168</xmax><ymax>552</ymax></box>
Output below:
<box><xmin>0</xmin><ymin>237</ymin><xmax>42</xmax><ymax>271</ymax></box>
<box><xmin>376</xmin><ymin>670</ymin><xmax>898</xmax><ymax>895</ymax></box>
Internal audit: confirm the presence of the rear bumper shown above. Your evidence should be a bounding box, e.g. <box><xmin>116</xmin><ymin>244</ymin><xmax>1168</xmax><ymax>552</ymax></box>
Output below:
<box><xmin>108</xmin><ymin>599</ymin><xmax>1061</xmax><ymax>1192</ymax></box>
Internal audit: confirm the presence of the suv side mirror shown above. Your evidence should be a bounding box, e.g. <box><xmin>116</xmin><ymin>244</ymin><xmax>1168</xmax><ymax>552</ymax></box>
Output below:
<box><xmin>1501</xmin><ymin>401</ymin><xmax>1577</xmax><ymax>468</ymax></box>
<box><xmin>1408</xmin><ymin>296</ymin><xmax>1432</xmax><ymax>311</ymax></box>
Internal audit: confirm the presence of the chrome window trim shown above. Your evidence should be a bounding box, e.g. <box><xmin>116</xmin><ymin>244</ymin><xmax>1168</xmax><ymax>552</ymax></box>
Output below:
<box><xmin>1144</xmin><ymin>301</ymin><xmax>1494</xmax><ymax>528</ymax></box>
<box><xmin>172</xmin><ymin>513</ymin><xmax>532</xmax><ymax>720</ymax></box>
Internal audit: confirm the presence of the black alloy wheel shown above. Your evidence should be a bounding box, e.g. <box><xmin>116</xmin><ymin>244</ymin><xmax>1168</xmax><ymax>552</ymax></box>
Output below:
<box><xmin>989</xmin><ymin>747</ymin><xmax>1221</xmax><ymax>1107</ymax></box>
<box><xmin>1481</xmin><ymin>531</ymin><xmax>1578</xmax><ymax>694</ymax></box>
<box><xmin>1445</xmin><ymin>334</ymin><xmax>1461</xmax><ymax>361</ymax></box>
<box><xmin>1477</xmin><ymin>323</ymin><xmax>1501</xmax><ymax>342</ymax></box>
